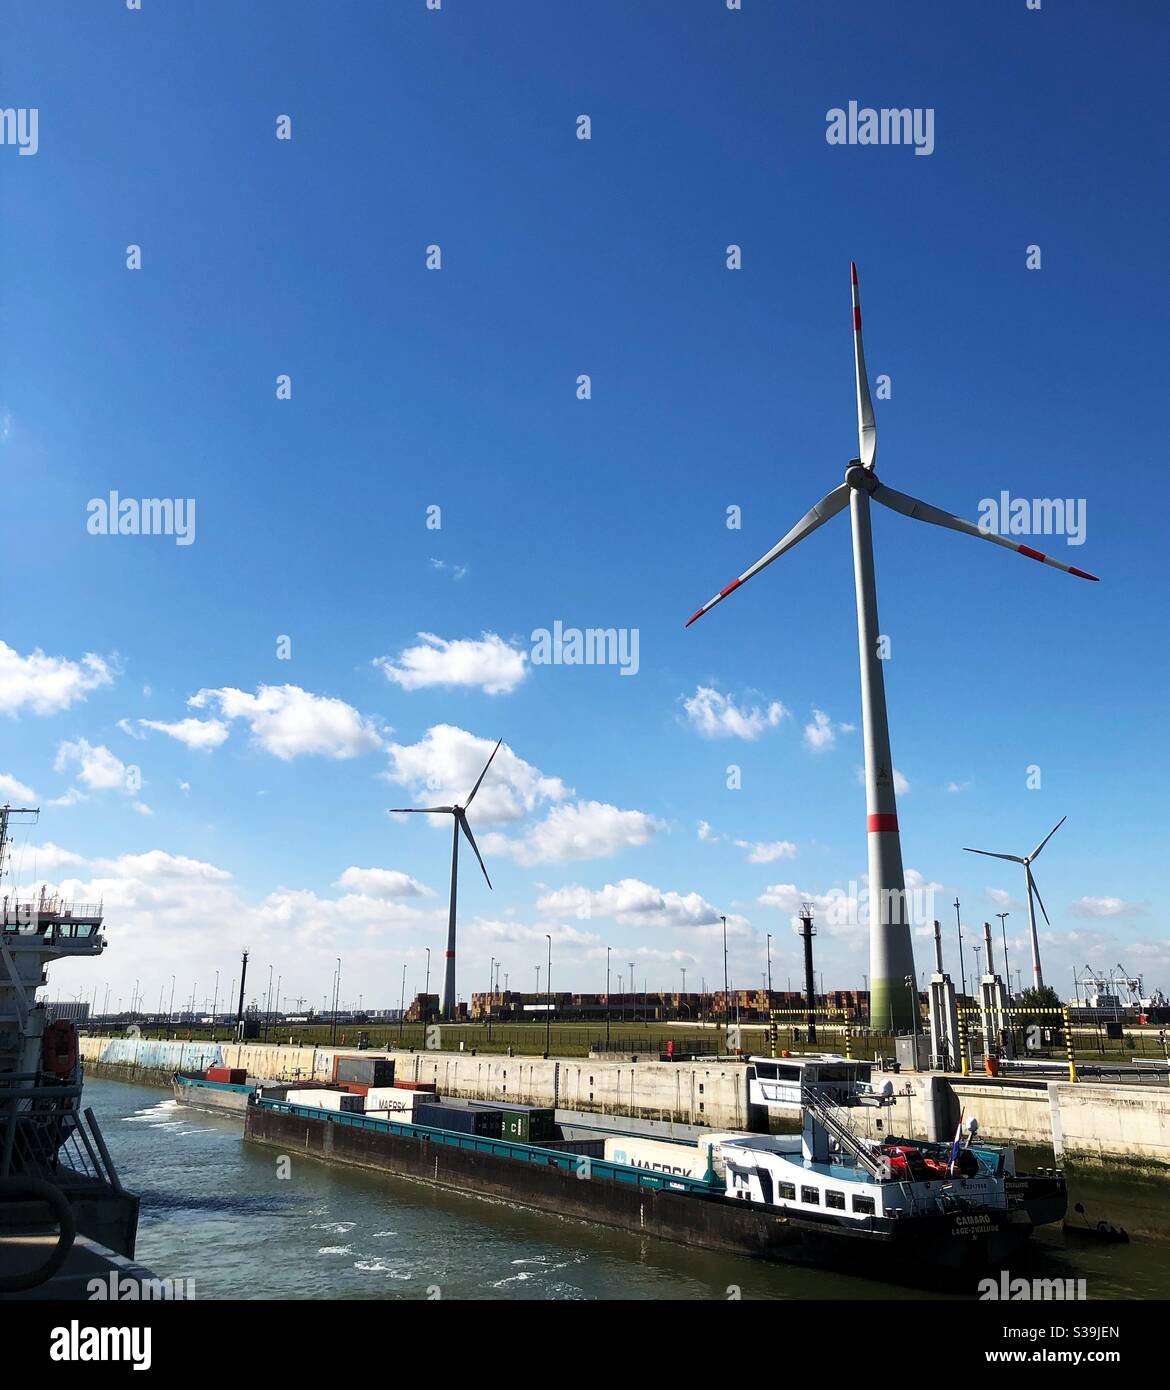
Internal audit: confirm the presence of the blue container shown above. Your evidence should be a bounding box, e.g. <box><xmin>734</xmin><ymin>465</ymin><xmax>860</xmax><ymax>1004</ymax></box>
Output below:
<box><xmin>414</xmin><ymin>1102</ymin><xmax>502</xmax><ymax>1137</ymax></box>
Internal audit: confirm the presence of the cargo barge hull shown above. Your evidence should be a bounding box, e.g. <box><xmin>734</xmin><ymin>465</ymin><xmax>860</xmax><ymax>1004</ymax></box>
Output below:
<box><xmin>244</xmin><ymin>1103</ymin><xmax>1032</xmax><ymax>1278</ymax></box>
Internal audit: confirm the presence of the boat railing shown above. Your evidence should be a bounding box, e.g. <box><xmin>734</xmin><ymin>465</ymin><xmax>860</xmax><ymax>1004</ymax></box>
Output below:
<box><xmin>0</xmin><ymin>1075</ymin><xmax>122</xmax><ymax>1192</ymax></box>
<box><xmin>802</xmin><ymin>1085</ymin><xmax>889</xmax><ymax>1179</ymax></box>
<box><xmin>253</xmin><ymin>1095</ymin><xmax>718</xmax><ymax>1195</ymax></box>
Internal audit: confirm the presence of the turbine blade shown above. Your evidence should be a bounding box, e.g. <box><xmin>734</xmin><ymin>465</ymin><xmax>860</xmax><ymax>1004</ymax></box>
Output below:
<box><xmin>851</xmin><ymin>262</ymin><xmax>876</xmax><ymax>468</ymax></box>
<box><xmin>871</xmin><ymin>483</ymin><xmax>1100</xmax><ymax>581</ymax></box>
<box><xmin>458</xmin><ymin>813</ymin><xmax>492</xmax><ymax>890</ymax></box>
<box><xmin>388</xmin><ymin>806</ymin><xmax>454</xmax><ymax>814</ymax></box>
<box><xmin>962</xmin><ymin>847</ymin><xmax>1026</xmax><ymax>864</ymax></box>
<box><xmin>1029</xmin><ymin>815</ymin><xmax>1066</xmax><ymax>863</ymax></box>
<box><xmin>685</xmin><ymin>483</ymin><xmax>850</xmax><ymax>627</ymax></box>
<box><xmin>464</xmin><ymin>738</ymin><xmax>502</xmax><ymax>808</ymax></box>
<box><xmin>1028</xmin><ymin>868</ymin><xmax>1051</xmax><ymax>927</ymax></box>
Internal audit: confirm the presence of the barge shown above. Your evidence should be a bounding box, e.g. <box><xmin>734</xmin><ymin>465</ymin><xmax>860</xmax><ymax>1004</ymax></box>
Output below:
<box><xmin>242</xmin><ymin>1062</ymin><xmax>1065</xmax><ymax>1277</ymax></box>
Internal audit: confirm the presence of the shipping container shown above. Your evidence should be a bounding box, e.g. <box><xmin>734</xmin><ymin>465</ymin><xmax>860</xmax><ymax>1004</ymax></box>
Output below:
<box><xmin>389</xmin><ymin>1080</ymin><xmax>437</xmax><ymax>1092</ymax></box>
<box><xmin>206</xmin><ymin>1067</ymin><xmax>247</xmax><ymax>1085</ymax></box>
<box><xmin>413</xmin><ymin>1102</ymin><xmax>501</xmax><ymax>1137</ymax></box>
<box><xmin>602</xmin><ymin>1134</ymin><xmax>707</xmax><ymax>1179</ymax></box>
<box><xmin>466</xmin><ymin>1100</ymin><xmax>556</xmax><ymax>1143</ymax></box>
<box><xmin>364</xmin><ymin>1086</ymin><xmax>436</xmax><ymax>1119</ymax></box>
<box><xmin>285</xmin><ymin>1088</ymin><xmax>365</xmax><ymax>1113</ymax></box>
<box><xmin>332</xmin><ymin>1055</ymin><xmax>394</xmax><ymax>1087</ymax></box>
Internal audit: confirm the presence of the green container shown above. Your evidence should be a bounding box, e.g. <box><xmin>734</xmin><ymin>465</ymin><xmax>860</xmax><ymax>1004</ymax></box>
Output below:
<box><xmin>500</xmin><ymin>1108</ymin><xmax>556</xmax><ymax>1144</ymax></box>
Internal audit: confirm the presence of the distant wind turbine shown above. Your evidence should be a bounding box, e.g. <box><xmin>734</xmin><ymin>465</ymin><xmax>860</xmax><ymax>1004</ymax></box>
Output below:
<box><xmin>685</xmin><ymin>265</ymin><xmax>1098</xmax><ymax>1030</ymax></box>
<box><xmin>964</xmin><ymin>816</ymin><xmax>1066</xmax><ymax>991</ymax></box>
<box><xmin>390</xmin><ymin>738</ymin><xmax>502</xmax><ymax>1021</ymax></box>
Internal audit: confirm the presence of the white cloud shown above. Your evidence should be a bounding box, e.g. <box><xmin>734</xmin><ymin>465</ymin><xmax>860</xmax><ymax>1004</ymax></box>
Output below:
<box><xmin>735</xmin><ymin>839</ymin><xmax>797</xmax><ymax>864</ymax></box>
<box><xmin>375</xmin><ymin>633</ymin><xmax>527</xmax><ymax>696</ymax></box>
<box><xmin>537</xmin><ymin>878</ymin><xmax>734</xmax><ymax>931</ymax></box>
<box><xmin>0</xmin><ymin>772</ymin><xmax>36</xmax><ymax>801</ymax></box>
<box><xmin>1068</xmin><ymin>896</ymin><xmax>1148</xmax><ymax>919</ymax></box>
<box><xmin>333</xmin><ymin>866</ymin><xmax>433</xmax><ymax>899</ymax></box>
<box><xmin>136</xmin><ymin>717</ymin><xmax>230</xmax><ymax>751</ymax></box>
<box><xmin>804</xmin><ymin>708</ymin><xmax>854</xmax><ymax>752</ymax></box>
<box><xmin>681</xmin><ymin>686</ymin><xmax>787</xmax><ymax>740</ymax></box>
<box><xmin>49</xmin><ymin>787</ymin><xmax>88</xmax><ymax>807</ymax></box>
<box><xmin>697</xmin><ymin>820</ymin><xmax>723</xmax><ymax>843</ymax></box>
<box><xmin>0</xmin><ymin>641</ymin><xmax>113</xmax><ymax>716</ymax></box>
<box><xmin>54</xmin><ymin>739</ymin><xmax>129</xmax><ymax>792</ymax></box>
<box><xmin>190</xmin><ymin>684</ymin><xmax>382</xmax><ymax>760</ymax></box>
<box><xmin>384</xmin><ymin>726</ymin><xmax>566</xmax><ymax>824</ymax></box>
<box><xmin>18</xmin><ymin>842</ymin><xmax>88</xmax><ymax>871</ymax></box>
<box><xmin>481</xmin><ymin>800</ymin><xmax>661</xmax><ymax>866</ymax></box>
<box><xmin>476</xmin><ymin>919</ymin><xmax>601</xmax><ymax>948</ymax></box>
<box><xmin>986</xmin><ymin>887</ymin><xmax>1025</xmax><ymax>910</ymax></box>
<box><xmin>429</xmin><ymin>559</ymin><xmax>468</xmax><ymax>582</ymax></box>
<box><xmin>946</xmin><ymin>780</ymin><xmax>971</xmax><ymax>794</ymax></box>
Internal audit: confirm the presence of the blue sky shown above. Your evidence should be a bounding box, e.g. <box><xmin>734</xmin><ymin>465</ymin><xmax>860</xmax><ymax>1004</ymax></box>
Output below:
<box><xmin>3</xmin><ymin>0</ymin><xmax>1167</xmax><ymax>1014</ymax></box>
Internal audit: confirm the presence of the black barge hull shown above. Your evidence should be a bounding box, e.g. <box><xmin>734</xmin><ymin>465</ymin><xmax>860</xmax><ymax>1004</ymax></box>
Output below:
<box><xmin>244</xmin><ymin>1105</ymin><xmax>1034</xmax><ymax>1277</ymax></box>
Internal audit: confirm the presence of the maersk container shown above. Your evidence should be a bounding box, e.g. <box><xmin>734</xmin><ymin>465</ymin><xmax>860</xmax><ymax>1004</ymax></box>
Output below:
<box><xmin>332</xmin><ymin>1056</ymin><xmax>394</xmax><ymax>1087</ymax></box>
<box><xmin>602</xmin><ymin>1135</ymin><xmax>706</xmax><ymax>1178</ymax></box>
<box><xmin>364</xmin><ymin>1086</ymin><xmax>434</xmax><ymax>1118</ymax></box>
<box><xmin>286</xmin><ymin>1088</ymin><xmax>365</xmax><ymax>1114</ymax></box>
<box><xmin>413</xmin><ymin>1102</ymin><xmax>501</xmax><ymax>1137</ymax></box>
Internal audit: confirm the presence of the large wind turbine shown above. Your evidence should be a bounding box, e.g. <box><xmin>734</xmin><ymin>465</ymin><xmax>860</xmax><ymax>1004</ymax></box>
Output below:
<box><xmin>685</xmin><ymin>265</ymin><xmax>1098</xmax><ymax>1030</ymax></box>
<box><xmin>390</xmin><ymin>738</ymin><xmax>502</xmax><ymax>1021</ymax></box>
<box><xmin>964</xmin><ymin>816</ymin><xmax>1066</xmax><ymax>992</ymax></box>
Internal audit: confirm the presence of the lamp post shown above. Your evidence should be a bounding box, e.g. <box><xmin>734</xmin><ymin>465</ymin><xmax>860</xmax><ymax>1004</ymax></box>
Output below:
<box><xmin>766</xmin><ymin>933</ymin><xmax>772</xmax><ymax>996</ymax></box>
<box><xmin>996</xmin><ymin>912</ymin><xmax>1011</xmax><ymax>1000</ymax></box>
<box><xmin>331</xmin><ymin>959</ymin><xmax>341</xmax><ymax>1044</ymax></box>
<box><xmin>545</xmin><ymin>934</ymin><xmax>552</xmax><ymax>1057</ymax></box>
<box><xmin>488</xmin><ymin>957</ymin><xmax>495</xmax><ymax>1042</ymax></box>
<box><xmin>399</xmin><ymin>963</ymin><xmax>407</xmax><ymax>1042</ymax></box>
<box><xmin>606</xmin><ymin>947</ymin><xmax>611</xmax><ymax>1045</ymax></box>
<box><xmin>425</xmin><ymin>947</ymin><xmax>431</xmax><ymax>1011</ymax></box>
<box><xmin>721</xmin><ymin>915</ymin><xmax>729</xmax><ymax>1030</ymax></box>
<box><xmin>954</xmin><ymin>898</ymin><xmax>968</xmax><ymax>1001</ymax></box>
<box><xmin>629</xmin><ymin>961</ymin><xmax>635</xmax><ymax>1023</ymax></box>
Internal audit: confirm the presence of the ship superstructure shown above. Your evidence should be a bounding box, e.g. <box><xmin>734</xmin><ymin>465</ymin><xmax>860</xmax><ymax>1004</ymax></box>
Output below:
<box><xmin>0</xmin><ymin>805</ymin><xmax>139</xmax><ymax>1263</ymax></box>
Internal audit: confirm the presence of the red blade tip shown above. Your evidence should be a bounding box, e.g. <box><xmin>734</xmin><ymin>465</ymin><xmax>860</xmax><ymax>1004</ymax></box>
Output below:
<box><xmin>850</xmin><ymin>262</ymin><xmax>858</xmax><ymax>284</ymax></box>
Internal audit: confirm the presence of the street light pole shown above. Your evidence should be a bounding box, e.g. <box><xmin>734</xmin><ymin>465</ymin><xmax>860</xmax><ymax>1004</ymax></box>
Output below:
<box><xmin>766</xmin><ymin>933</ymin><xmax>772</xmax><ymax>996</ymax></box>
<box><xmin>996</xmin><ymin>912</ymin><xmax>1011</xmax><ymax>1000</ymax></box>
<box><xmin>721</xmin><ymin>915</ymin><xmax>729</xmax><ymax>1030</ymax></box>
<box><xmin>606</xmin><ymin>946</ymin><xmax>611</xmax><ymax>1045</ymax></box>
<box><xmin>544</xmin><ymin>934</ymin><xmax>552</xmax><ymax>1057</ymax></box>
<box><xmin>954</xmin><ymin>897</ymin><xmax>968</xmax><ymax>1000</ymax></box>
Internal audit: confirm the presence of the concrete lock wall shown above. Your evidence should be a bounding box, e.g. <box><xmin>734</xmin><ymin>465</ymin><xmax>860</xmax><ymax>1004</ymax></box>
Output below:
<box><xmin>78</xmin><ymin>1036</ymin><xmax>748</xmax><ymax>1128</ymax></box>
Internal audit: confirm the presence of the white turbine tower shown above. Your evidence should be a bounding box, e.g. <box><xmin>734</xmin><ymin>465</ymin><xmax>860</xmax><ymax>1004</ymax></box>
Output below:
<box><xmin>685</xmin><ymin>265</ymin><xmax>1098</xmax><ymax>1030</ymax></box>
<box><xmin>390</xmin><ymin>738</ymin><xmax>502</xmax><ymax>1021</ymax></box>
<box><xmin>964</xmin><ymin>815</ymin><xmax>1066</xmax><ymax>992</ymax></box>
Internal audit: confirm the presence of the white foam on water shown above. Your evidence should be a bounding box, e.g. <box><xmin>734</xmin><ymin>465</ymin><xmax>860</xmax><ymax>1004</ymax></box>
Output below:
<box><xmin>311</xmin><ymin>1221</ymin><xmax>356</xmax><ymax>1234</ymax></box>
<box><xmin>317</xmin><ymin>1245</ymin><xmax>353</xmax><ymax>1256</ymax></box>
<box><xmin>371</xmin><ymin>1230</ymin><xmax>397</xmax><ymax>1238</ymax></box>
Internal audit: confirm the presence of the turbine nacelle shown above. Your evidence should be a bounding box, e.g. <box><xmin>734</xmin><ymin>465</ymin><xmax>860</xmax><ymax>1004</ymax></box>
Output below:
<box><xmin>845</xmin><ymin>461</ymin><xmax>879</xmax><ymax>493</ymax></box>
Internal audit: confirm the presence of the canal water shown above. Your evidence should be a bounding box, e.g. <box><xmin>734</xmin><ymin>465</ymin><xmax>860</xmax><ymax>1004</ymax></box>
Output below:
<box><xmin>88</xmin><ymin>1077</ymin><xmax>1169</xmax><ymax>1301</ymax></box>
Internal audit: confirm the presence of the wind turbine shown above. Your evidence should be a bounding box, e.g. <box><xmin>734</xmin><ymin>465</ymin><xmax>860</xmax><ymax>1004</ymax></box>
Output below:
<box><xmin>963</xmin><ymin>816</ymin><xmax>1066</xmax><ymax>992</ymax></box>
<box><xmin>390</xmin><ymin>738</ymin><xmax>502</xmax><ymax>1021</ymax></box>
<box><xmin>685</xmin><ymin>265</ymin><xmax>1098</xmax><ymax>1030</ymax></box>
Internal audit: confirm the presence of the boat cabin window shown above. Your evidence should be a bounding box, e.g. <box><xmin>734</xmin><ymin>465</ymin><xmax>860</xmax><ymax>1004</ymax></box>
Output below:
<box><xmin>825</xmin><ymin>1189</ymin><xmax>846</xmax><ymax>1210</ymax></box>
<box><xmin>852</xmin><ymin>1195</ymin><xmax>876</xmax><ymax>1215</ymax></box>
<box><xmin>754</xmin><ymin>1063</ymin><xmax>802</xmax><ymax>1082</ymax></box>
<box><xmin>777</xmin><ymin>1181</ymin><xmax>795</xmax><ymax>1201</ymax></box>
<box><xmin>800</xmin><ymin>1186</ymin><xmax>820</xmax><ymax>1205</ymax></box>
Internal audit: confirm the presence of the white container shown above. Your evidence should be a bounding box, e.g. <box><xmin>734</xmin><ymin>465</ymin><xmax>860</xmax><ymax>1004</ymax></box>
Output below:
<box><xmin>285</xmin><ymin>1088</ymin><xmax>365</xmax><ymax>1113</ymax></box>
<box><xmin>364</xmin><ymin>1086</ymin><xmax>434</xmax><ymax>1118</ymax></box>
<box><xmin>603</xmin><ymin>1135</ymin><xmax>704</xmax><ymax>1178</ymax></box>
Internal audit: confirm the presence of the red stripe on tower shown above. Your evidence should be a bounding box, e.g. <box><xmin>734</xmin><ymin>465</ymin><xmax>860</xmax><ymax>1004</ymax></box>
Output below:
<box><xmin>445</xmin><ymin>951</ymin><xmax>455</xmax><ymax>958</ymax></box>
<box><xmin>867</xmin><ymin>813</ymin><xmax>899</xmax><ymax>833</ymax></box>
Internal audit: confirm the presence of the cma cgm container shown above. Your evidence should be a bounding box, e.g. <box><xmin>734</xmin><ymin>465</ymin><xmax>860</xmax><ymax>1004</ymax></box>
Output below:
<box><xmin>332</xmin><ymin>1056</ymin><xmax>394</xmax><ymax>1087</ymax></box>
<box><xmin>285</xmin><ymin>1088</ymin><xmax>365</xmax><ymax>1114</ymax></box>
<box><xmin>468</xmin><ymin>1101</ymin><xmax>556</xmax><ymax>1143</ymax></box>
<box><xmin>413</xmin><ymin>1102</ymin><xmax>502</xmax><ymax>1137</ymax></box>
